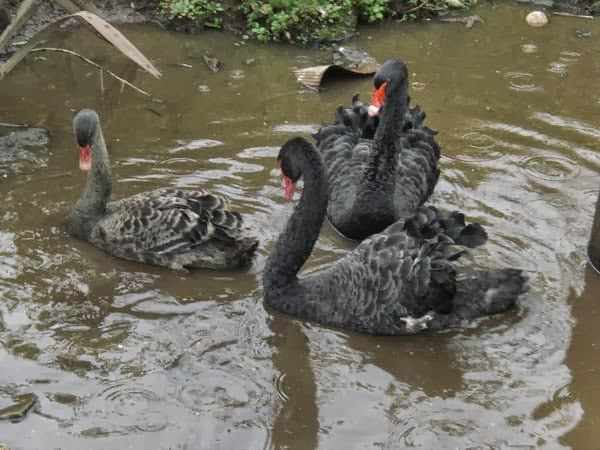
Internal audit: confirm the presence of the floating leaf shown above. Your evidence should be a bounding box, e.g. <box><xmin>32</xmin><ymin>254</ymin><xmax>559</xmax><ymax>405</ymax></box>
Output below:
<box><xmin>72</xmin><ymin>11</ymin><xmax>161</xmax><ymax>79</ymax></box>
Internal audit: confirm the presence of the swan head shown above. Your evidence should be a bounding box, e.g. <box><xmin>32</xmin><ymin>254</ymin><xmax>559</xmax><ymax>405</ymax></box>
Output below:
<box><xmin>73</xmin><ymin>109</ymin><xmax>100</xmax><ymax>171</ymax></box>
<box><xmin>368</xmin><ymin>58</ymin><xmax>408</xmax><ymax>117</ymax></box>
<box><xmin>276</xmin><ymin>137</ymin><xmax>311</xmax><ymax>200</ymax></box>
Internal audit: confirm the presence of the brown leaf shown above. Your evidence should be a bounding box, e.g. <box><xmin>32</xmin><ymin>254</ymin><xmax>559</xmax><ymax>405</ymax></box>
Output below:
<box><xmin>72</xmin><ymin>11</ymin><xmax>161</xmax><ymax>79</ymax></box>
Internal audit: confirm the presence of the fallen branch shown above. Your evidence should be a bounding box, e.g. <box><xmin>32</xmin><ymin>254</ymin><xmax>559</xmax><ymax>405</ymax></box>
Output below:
<box><xmin>29</xmin><ymin>47</ymin><xmax>151</xmax><ymax>97</ymax></box>
<box><xmin>552</xmin><ymin>11</ymin><xmax>594</xmax><ymax>19</ymax></box>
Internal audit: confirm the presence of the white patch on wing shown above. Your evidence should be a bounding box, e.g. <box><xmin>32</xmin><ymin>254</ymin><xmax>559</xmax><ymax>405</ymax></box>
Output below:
<box><xmin>400</xmin><ymin>313</ymin><xmax>433</xmax><ymax>333</ymax></box>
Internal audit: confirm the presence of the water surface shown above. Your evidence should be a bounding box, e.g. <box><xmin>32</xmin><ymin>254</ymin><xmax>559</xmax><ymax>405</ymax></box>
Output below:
<box><xmin>0</xmin><ymin>3</ymin><xmax>599</xmax><ymax>449</ymax></box>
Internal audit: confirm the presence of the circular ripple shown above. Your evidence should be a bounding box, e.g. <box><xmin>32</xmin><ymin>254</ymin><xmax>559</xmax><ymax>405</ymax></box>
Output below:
<box><xmin>175</xmin><ymin>371</ymin><xmax>251</xmax><ymax>413</ymax></box>
<box><xmin>87</xmin><ymin>380</ymin><xmax>169</xmax><ymax>433</ymax></box>
<box><xmin>521</xmin><ymin>43</ymin><xmax>539</xmax><ymax>54</ymax></box>
<box><xmin>389</xmin><ymin>413</ymin><xmax>480</xmax><ymax>448</ymax></box>
<box><xmin>519</xmin><ymin>154</ymin><xmax>581</xmax><ymax>182</ymax></box>
<box><xmin>504</xmin><ymin>72</ymin><xmax>541</xmax><ymax>92</ymax></box>
<box><xmin>230</xmin><ymin>70</ymin><xmax>245</xmax><ymax>79</ymax></box>
<box><xmin>524</xmin><ymin>197</ymin><xmax>574</xmax><ymax>225</ymax></box>
<box><xmin>581</xmin><ymin>188</ymin><xmax>600</xmax><ymax>214</ymax></box>
<box><xmin>411</xmin><ymin>81</ymin><xmax>427</xmax><ymax>92</ymax></box>
<box><xmin>273</xmin><ymin>371</ymin><xmax>289</xmax><ymax>402</ymax></box>
<box><xmin>559</xmin><ymin>51</ymin><xmax>580</xmax><ymax>63</ymax></box>
<box><xmin>547</xmin><ymin>62</ymin><xmax>568</xmax><ymax>75</ymax></box>
<box><xmin>453</xmin><ymin>131</ymin><xmax>504</xmax><ymax>163</ymax></box>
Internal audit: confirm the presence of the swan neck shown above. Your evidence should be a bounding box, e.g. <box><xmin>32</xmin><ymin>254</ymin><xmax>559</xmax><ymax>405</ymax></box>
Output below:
<box><xmin>70</xmin><ymin>124</ymin><xmax>112</xmax><ymax>236</ymax></box>
<box><xmin>363</xmin><ymin>75</ymin><xmax>408</xmax><ymax>188</ymax></box>
<box><xmin>264</xmin><ymin>146</ymin><xmax>328</xmax><ymax>296</ymax></box>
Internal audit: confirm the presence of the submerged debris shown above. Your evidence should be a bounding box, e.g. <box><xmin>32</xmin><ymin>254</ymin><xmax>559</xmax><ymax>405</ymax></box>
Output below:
<box><xmin>0</xmin><ymin>393</ymin><xmax>38</xmax><ymax>422</ymax></box>
<box><xmin>203</xmin><ymin>55</ymin><xmax>223</xmax><ymax>73</ymax></box>
<box><xmin>293</xmin><ymin>46</ymin><xmax>380</xmax><ymax>90</ymax></box>
<box><xmin>575</xmin><ymin>29</ymin><xmax>592</xmax><ymax>38</ymax></box>
<box><xmin>0</xmin><ymin>127</ymin><xmax>50</xmax><ymax>178</ymax></box>
<box><xmin>439</xmin><ymin>14</ymin><xmax>483</xmax><ymax>28</ymax></box>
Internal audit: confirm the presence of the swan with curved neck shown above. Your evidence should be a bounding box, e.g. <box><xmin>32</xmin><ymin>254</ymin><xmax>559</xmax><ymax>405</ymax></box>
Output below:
<box><xmin>66</xmin><ymin>109</ymin><xmax>258</xmax><ymax>270</ymax></box>
<box><xmin>313</xmin><ymin>58</ymin><xmax>440</xmax><ymax>241</ymax></box>
<box><xmin>264</xmin><ymin>137</ymin><xmax>527</xmax><ymax>335</ymax></box>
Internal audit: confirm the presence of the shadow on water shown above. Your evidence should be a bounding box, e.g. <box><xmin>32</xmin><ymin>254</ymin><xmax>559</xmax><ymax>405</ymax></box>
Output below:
<box><xmin>0</xmin><ymin>1</ymin><xmax>599</xmax><ymax>448</ymax></box>
<box><xmin>561</xmin><ymin>267</ymin><xmax>600</xmax><ymax>448</ymax></box>
<box><xmin>268</xmin><ymin>315</ymin><xmax>319</xmax><ymax>450</ymax></box>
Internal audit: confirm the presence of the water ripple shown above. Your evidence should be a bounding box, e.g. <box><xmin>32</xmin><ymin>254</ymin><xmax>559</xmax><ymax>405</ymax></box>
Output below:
<box><xmin>169</xmin><ymin>139</ymin><xmax>224</xmax><ymax>153</ymax></box>
<box><xmin>411</xmin><ymin>81</ymin><xmax>427</xmax><ymax>92</ymax></box>
<box><xmin>547</xmin><ymin>62</ymin><xmax>569</xmax><ymax>75</ymax></box>
<box><xmin>532</xmin><ymin>112</ymin><xmax>600</xmax><ymax>140</ymax></box>
<box><xmin>79</xmin><ymin>378</ymin><xmax>169</xmax><ymax>435</ymax></box>
<box><xmin>519</xmin><ymin>153</ymin><xmax>581</xmax><ymax>182</ymax></box>
<box><xmin>273</xmin><ymin>371</ymin><xmax>289</xmax><ymax>402</ymax></box>
<box><xmin>558</xmin><ymin>51</ymin><xmax>580</xmax><ymax>63</ymax></box>
<box><xmin>272</xmin><ymin>123</ymin><xmax>319</xmax><ymax>134</ymax></box>
<box><xmin>504</xmin><ymin>72</ymin><xmax>542</xmax><ymax>92</ymax></box>
<box><xmin>230</xmin><ymin>69</ymin><xmax>246</xmax><ymax>80</ymax></box>
<box><xmin>521</xmin><ymin>43</ymin><xmax>538</xmax><ymax>54</ymax></box>
<box><xmin>454</xmin><ymin>131</ymin><xmax>505</xmax><ymax>163</ymax></box>
<box><xmin>237</xmin><ymin>146</ymin><xmax>279</xmax><ymax>159</ymax></box>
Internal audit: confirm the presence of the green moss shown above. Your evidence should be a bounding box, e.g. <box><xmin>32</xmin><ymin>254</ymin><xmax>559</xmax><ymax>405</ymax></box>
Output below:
<box><xmin>158</xmin><ymin>0</ymin><xmax>476</xmax><ymax>44</ymax></box>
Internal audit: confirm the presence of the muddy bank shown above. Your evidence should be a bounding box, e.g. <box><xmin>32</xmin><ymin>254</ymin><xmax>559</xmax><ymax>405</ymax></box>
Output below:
<box><xmin>0</xmin><ymin>0</ymin><xmax>598</xmax><ymax>53</ymax></box>
<box><xmin>0</xmin><ymin>0</ymin><xmax>156</xmax><ymax>58</ymax></box>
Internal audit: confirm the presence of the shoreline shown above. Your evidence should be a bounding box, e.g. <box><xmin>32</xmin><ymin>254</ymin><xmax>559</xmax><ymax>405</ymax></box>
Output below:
<box><xmin>0</xmin><ymin>0</ymin><xmax>597</xmax><ymax>56</ymax></box>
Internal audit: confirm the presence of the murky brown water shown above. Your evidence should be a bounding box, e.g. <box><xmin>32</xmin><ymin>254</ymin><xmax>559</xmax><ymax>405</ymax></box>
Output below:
<box><xmin>0</xmin><ymin>3</ymin><xmax>599</xmax><ymax>448</ymax></box>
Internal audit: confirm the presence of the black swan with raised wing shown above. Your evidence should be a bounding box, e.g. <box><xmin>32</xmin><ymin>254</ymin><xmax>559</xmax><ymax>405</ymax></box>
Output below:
<box><xmin>263</xmin><ymin>137</ymin><xmax>527</xmax><ymax>335</ymax></box>
<box><xmin>312</xmin><ymin>59</ymin><xmax>440</xmax><ymax>241</ymax></box>
<box><xmin>66</xmin><ymin>109</ymin><xmax>258</xmax><ymax>270</ymax></box>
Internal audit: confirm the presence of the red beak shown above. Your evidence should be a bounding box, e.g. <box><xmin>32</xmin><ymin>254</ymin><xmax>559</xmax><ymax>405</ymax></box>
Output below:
<box><xmin>282</xmin><ymin>176</ymin><xmax>296</xmax><ymax>200</ymax></box>
<box><xmin>79</xmin><ymin>145</ymin><xmax>92</xmax><ymax>171</ymax></box>
<box><xmin>368</xmin><ymin>81</ymin><xmax>387</xmax><ymax>117</ymax></box>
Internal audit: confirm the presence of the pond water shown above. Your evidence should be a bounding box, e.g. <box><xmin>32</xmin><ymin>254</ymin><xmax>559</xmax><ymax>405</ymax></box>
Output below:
<box><xmin>0</xmin><ymin>3</ymin><xmax>599</xmax><ymax>449</ymax></box>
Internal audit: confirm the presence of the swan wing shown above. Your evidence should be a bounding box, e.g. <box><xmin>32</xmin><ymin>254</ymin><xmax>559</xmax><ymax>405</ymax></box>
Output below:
<box><xmin>94</xmin><ymin>189</ymin><xmax>243</xmax><ymax>256</ymax></box>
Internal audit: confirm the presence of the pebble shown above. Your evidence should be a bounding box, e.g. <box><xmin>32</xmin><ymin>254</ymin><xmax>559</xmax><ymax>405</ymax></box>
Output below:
<box><xmin>526</xmin><ymin>10</ymin><xmax>548</xmax><ymax>27</ymax></box>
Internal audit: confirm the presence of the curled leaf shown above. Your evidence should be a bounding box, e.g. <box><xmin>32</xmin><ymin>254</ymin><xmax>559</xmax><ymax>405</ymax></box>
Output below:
<box><xmin>72</xmin><ymin>11</ymin><xmax>161</xmax><ymax>79</ymax></box>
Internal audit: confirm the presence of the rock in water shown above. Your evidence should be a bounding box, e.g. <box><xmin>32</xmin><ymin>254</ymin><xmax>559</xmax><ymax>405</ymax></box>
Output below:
<box><xmin>526</xmin><ymin>10</ymin><xmax>548</xmax><ymax>27</ymax></box>
<box><xmin>0</xmin><ymin>127</ymin><xmax>50</xmax><ymax>178</ymax></box>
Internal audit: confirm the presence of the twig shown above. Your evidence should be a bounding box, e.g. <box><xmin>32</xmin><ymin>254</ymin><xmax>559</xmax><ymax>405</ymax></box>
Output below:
<box><xmin>552</xmin><ymin>11</ymin><xmax>594</xmax><ymax>19</ymax></box>
<box><xmin>99</xmin><ymin>67</ymin><xmax>104</xmax><ymax>94</ymax></box>
<box><xmin>29</xmin><ymin>47</ymin><xmax>151</xmax><ymax>97</ymax></box>
<box><xmin>398</xmin><ymin>0</ymin><xmax>431</xmax><ymax>15</ymax></box>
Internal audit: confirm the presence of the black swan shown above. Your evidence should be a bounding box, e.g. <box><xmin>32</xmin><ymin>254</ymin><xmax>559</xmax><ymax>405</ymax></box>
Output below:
<box><xmin>66</xmin><ymin>109</ymin><xmax>258</xmax><ymax>270</ymax></box>
<box><xmin>263</xmin><ymin>137</ymin><xmax>527</xmax><ymax>335</ymax></box>
<box><xmin>312</xmin><ymin>59</ymin><xmax>440</xmax><ymax>241</ymax></box>
<box><xmin>589</xmin><ymin>188</ymin><xmax>600</xmax><ymax>272</ymax></box>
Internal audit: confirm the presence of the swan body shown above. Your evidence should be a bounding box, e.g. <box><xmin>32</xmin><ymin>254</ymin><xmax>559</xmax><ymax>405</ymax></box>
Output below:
<box><xmin>264</xmin><ymin>137</ymin><xmax>527</xmax><ymax>335</ymax></box>
<box><xmin>313</xmin><ymin>59</ymin><xmax>441</xmax><ymax>241</ymax></box>
<box><xmin>67</xmin><ymin>109</ymin><xmax>257</xmax><ymax>270</ymax></box>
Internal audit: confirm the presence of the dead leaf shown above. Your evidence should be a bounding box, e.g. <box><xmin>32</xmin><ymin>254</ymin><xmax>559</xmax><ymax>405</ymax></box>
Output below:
<box><xmin>72</xmin><ymin>11</ymin><xmax>161</xmax><ymax>79</ymax></box>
